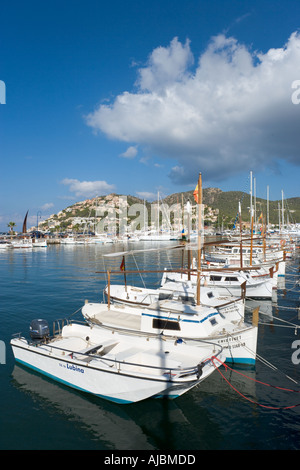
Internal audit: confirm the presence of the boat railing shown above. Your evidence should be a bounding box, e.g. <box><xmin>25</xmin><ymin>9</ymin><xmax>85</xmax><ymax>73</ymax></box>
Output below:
<box><xmin>52</xmin><ymin>318</ymin><xmax>69</xmax><ymax>337</ymax></box>
<box><xmin>31</xmin><ymin>339</ymin><xmax>223</xmax><ymax>380</ymax></box>
<box><xmin>52</xmin><ymin>317</ymin><xmax>85</xmax><ymax>337</ymax></box>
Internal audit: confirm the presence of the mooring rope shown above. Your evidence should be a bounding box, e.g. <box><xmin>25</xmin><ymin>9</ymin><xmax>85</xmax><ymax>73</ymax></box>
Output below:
<box><xmin>212</xmin><ymin>356</ymin><xmax>300</xmax><ymax>410</ymax></box>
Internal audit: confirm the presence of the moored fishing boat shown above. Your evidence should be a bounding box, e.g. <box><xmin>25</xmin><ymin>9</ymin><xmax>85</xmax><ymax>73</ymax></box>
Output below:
<box><xmin>82</xmin><ymin>298</ymin><xmax>258</xmax><ymax>366</ymax></box>
<box><xmin>103</xmin><ymin>281</ymin><xmax>246</xmax><ymax>319</ymax></box>
<box><xmin>11</xmin><ymin>319</ymin><xmax>224</xmax><ymax>404</ymax></box>
<box><xmin>162</xmin><ymin>267</ymin><xmax>275</xmax><ymax>300</ymax></box>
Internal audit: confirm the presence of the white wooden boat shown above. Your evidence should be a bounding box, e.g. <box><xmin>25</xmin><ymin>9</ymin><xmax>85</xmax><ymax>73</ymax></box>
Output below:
<box><xmin>11</xmin><ymin>320</ymin><xmax>223</xmax><ymax>404</ymax></box>
<box><xmin>82</xmin><ymin>300</ymin><xmax>258</xmax><ymax>366</ymax></box>
<box><xmin>204</xmin><ymin>255</ymin><xmax>286</xmax><ymax>281</ymax></box>
<box><xmin>162</xmin><ymin>268</ymin><xmax>275</xmax><ymax>300</ymax></box>
<box><xmin>103</xmin><ymin>281</ymin><xmax>246</xmax><ymax>319</ymax></box>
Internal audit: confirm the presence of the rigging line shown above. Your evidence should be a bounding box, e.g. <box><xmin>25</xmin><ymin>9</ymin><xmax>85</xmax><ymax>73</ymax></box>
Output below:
<box><xmin>67</xmin><ymin>306</ymin><xmax>84</xmax><ymax>320</ymax></box>
<box><xmin>251</xmin><ymin>350</ymin><xmax>299</xmax><ymax>385</ymax></box>
<box><xmin>258</xmin><ymin>315</ymin><xmax>299</xmax><ymax>328</ymax></box>
<box><xmin>258</xmin><ymin>321</ymin><xmax>299</xmax><ymax>331</ymax></box>
<box><xmin>131</xmin><ymin>252</ymin><xmax>146</xmax><ymax>289</ymax></box>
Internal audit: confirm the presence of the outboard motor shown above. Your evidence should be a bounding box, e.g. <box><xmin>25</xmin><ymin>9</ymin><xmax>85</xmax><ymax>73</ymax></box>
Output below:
<box><xmin>30</xmin><ymin>319</ymin><xmax>50</xmax><ymax>341</ymax></box>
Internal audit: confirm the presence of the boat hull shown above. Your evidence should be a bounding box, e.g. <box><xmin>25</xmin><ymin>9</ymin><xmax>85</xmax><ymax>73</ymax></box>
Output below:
<box><xmin>11</xmin><ymin>343</ymin><xmax>166</xmax><ymax>403</ymax></box>
<box><xmin>11</xmin><ymin>323</ymin><xmax>220</xmax><ymax>404</ymax></box>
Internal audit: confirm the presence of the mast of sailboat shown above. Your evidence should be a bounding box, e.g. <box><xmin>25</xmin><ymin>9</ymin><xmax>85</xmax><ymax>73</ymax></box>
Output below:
<box><xmin>281</xmin><ymin>189</ymin><xmax>284</xmax><ymax>230</ymax></box>
<box><xmin>238</xmin><ymin>201</ymin><xmax>243</xmax><ymax>269</ymax></box>
<box><xmin>186</xmin><ymin>199</ymin><xmax>191</xmax><ymax>281</ymax></box>
<box><xmin>250</xmin><ymin>171</ymin><xmax>253</xmax><ymax>229</ymax></box>
<box><xmin>196</xmin><ymin>173</ymin><xmax>202</xmax><ymax>306</ymax></box>
<box><xmin>250</xmin><ymin>206</ymin><xmax>254</xmax><ymax>266</ymax></box>
<box><xmin>254</xmin><ymin>177</ymin><xmax>257</xmax><ymax>233</ymax></box>
<box><xmin>157</xmin><ymin>191</ymin><xmax>159</xmax><ymax>235</ymax></box>
<box><xmin>267</xmin><ymin>185</ymin><xmax>269</xmax><ymax>232</ymax></box>
<box><xmin>22</xmin><ymin>210</ymin><xmax>29</xmax><ymax>236</ymax></box>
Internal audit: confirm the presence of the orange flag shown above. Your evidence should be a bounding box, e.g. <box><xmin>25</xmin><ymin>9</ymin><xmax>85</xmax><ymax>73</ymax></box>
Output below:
<box><xmin>120</xmin><ymin>257</ymin><xmax>125</xmax><ymax>271</ymax></box>
<box><xmin>193</xmin><ymin>184</ymin><xmax>198</xmax><ymax>203</ymax></box>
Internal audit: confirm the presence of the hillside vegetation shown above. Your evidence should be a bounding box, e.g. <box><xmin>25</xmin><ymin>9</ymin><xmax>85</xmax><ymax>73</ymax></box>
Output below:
<box><xmin>39</xmin><ymin>188</ymin><xmax>300</xmax><ymax>232</ymax></box>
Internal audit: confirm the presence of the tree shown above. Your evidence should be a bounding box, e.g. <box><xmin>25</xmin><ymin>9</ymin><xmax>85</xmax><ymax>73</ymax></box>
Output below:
<box><xmin>7</xmin><ymin>221</ymin><xmax>16</xmax><ymax>235</ymax></box>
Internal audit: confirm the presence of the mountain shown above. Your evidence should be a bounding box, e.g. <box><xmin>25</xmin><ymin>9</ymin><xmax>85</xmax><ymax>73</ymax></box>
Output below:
<box><xmin>38</xmin><ymin>189</ymin><xmax>300</xmax><ymax>232</ymax></box>
<box><xmin>164</xmin><ymin>188</ymin><xmax>300</xmax><ymax>227</ymax></box>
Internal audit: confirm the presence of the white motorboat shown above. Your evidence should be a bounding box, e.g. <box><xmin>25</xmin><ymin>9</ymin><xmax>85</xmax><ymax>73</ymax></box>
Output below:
<box><xmin>32</xmin><ymin>238</ymin><xmax>47</xmax><ymax>248</ymax></box>
<box><xmin>61</xmin><ymin>236</ymin><xmax>85</xmax><ymax>245</ymax></box>
<box><xmin>0</xmin><ymin>241</ymin><xmax>11</xmax><ymax>249</ymax></box>
<box><xmin>93</xmin><ymin>235</ymin><xmax>114</xmax><ymax>244</ymax></box>
<box><xmin>139</xmin><ymin>231</ymin><xmax>174</xmax><ymax>241</ymax></box>
<box><xmin>10</xmin><ymin>239</ymin><xmax>33</xmax><ymax>249</ymax></box>
<box><xmin>82</xmin><ymin>299</ymin><xmax>258</xmax><ymax>366</ymax></box>
<box><xmin>11</xmin><ymin>320</ymin><xmax>223</xmax><ymax>404</ymax></box>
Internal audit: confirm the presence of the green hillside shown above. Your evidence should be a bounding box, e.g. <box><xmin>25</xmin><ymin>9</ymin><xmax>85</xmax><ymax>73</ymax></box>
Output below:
<box><xmin>163</xmin><ymin>188</ymin><xmax>300</xmax><ymax>227</ymax></box>
<box><xmin>40</xmin><ymin>188</ymin><xmax>300</xmax><ymax>232</ymax></box>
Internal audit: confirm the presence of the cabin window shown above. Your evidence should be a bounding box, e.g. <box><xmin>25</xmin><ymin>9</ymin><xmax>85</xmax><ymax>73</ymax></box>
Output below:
<box><xmin>207</xmin><ymin>292</ymin><xmax>214</xmax><ymax>298</ymax></box>
<box><xmin>152</xmin><ymin>318</ymin><xmax>181</xmax><ymax>331</ymax></box>
<box><xmin>158</xmin><ymin>293</ymin><xmax>173</xmax><ymax>300</ymax></box>
<box><xmin>210</xmin><ymin>275</ymin><xmax>222</xmax><ymax>281</ymax></box>
<box><xmin>178</xmin><ymin>295</ymin><xmax>194</xmax><ymax>303</ymax></box>
<box><xmin>209</xmin><ymin>318</ymin><xmax>218</xmax><ymax>326</ymax></box>
<box><xmin>225</xmin><ymin>277</ymin><xmax>238</xmax><ymax>282</ymax></box>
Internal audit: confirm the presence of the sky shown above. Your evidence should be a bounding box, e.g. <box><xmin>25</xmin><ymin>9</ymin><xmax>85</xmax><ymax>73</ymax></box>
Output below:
<box><xmin>1</xmin><ymin>0</ymin><xmax>300</xmax><ymax>231</ymax></box>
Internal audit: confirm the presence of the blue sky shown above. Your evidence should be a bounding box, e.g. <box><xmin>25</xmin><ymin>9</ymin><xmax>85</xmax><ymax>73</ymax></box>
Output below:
<box><xmin>1</xmin><ymin>0</ymin><xmax>300</xmax><ymax>230</ymax></box>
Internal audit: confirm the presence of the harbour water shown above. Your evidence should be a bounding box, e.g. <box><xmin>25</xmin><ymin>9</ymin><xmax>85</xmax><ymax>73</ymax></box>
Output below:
<box><xmin>0</xmin><ymin>241</ymin><xmax>299</xmax><ymax>450</ymax></box>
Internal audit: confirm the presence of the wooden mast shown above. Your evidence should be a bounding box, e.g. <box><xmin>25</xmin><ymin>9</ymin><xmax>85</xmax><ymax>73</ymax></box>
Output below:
<box><xmin>196</xmin><ymin>173</ymin><xmax>202</xmax><ymax>306</ymax></box>
<box><xmin>250</xmin><ymin>210</ymin><xmax>254</xmax><ymax>266</ymax></box>
<box><xmin>239</xmin><ymin>201</ymin><xmax>243</xmax><ymax>269</ymax></box>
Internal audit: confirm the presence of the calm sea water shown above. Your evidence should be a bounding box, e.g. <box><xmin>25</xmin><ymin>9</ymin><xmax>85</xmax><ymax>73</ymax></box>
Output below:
<box><xmin>0</xmin><ymin>241</ymin><xmax>299</xmax><ymax>451</ymax></box>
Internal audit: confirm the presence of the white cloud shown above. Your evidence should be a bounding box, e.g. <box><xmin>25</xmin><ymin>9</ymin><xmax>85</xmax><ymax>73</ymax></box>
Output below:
<box><xmin>40</xmin><ymin>203</ymin><xmax>54</xmax><ymax>211</ymax></box>
<box><xmin>139</xmin><ymin>156</ymin><xmax>150</xmax><ymax>165</ymax></box>
<box><xmin>119</xmin><ymin>146</ymin><xmax>138</xmax><ymax>158</ymax></box>
<box><xmin>86</xmin><ymin>32</ymin><xmax>300</xmax><ymax>185</ymax></box>
<box><xmin>136</xmin><ymin>191</ymin><xmax>157</xmax><ymax>200</ymax></box>
<box><xmin>137</xmin><ymin>37</ymin><xmax>194</xmax><ymax>92</ymax></box>
<box><xmin>61</xmin><ymin>178</ymin><xmax>115</xmax><ymax>198</ymax></box>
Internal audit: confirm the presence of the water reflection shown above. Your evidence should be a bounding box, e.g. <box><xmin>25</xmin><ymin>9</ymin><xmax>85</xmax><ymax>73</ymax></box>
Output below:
<box><xmin>11</xmin><ymin>364</ymin><xmax>198</xmax><ymax>450</ymax></box>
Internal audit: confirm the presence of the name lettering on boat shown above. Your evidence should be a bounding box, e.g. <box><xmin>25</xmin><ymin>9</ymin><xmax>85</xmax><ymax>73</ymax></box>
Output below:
<box><xmin>59</xmin><ymin>362</ymin><xmax>84</xmax><ymax>373</ymax></box>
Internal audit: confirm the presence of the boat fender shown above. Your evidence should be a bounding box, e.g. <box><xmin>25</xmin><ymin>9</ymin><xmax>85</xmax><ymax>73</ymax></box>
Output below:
<box><xmin>197</xmin><ymin>363</ymin><xmax>203</xmax><ymax>378</ymax></box>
